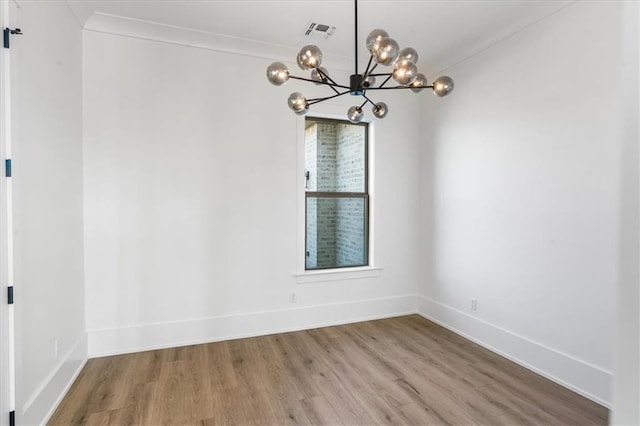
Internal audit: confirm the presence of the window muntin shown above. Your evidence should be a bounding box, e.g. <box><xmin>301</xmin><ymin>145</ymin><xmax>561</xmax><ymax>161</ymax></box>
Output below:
<box><xmin>304</xmin><ymin>118</ymin><xmax>369</xmax><ymax>270</ymax></box>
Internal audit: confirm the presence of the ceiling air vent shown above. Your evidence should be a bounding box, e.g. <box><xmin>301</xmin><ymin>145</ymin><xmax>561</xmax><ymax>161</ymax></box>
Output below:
<box><xmin>303</xmin><ymin>22</ymin><xmax>336</xmax><ymax>39</ymax></box>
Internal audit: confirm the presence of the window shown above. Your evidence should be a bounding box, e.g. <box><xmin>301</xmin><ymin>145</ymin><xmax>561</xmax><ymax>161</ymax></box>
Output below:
<box><xmin>304</xmin><ymin>117</ymin><xmax>369</xmax><ymax>270</ymax></box>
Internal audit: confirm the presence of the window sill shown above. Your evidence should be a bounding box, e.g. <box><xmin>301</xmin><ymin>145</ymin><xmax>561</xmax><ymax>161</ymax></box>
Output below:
<box><xmin>294</xmin><ymin>266</ymin><xmax>383</xmax><ymax>284</ymax></box>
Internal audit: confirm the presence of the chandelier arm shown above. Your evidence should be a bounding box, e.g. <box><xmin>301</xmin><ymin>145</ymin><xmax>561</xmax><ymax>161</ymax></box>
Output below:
<box><xmin>289</xmin><ymin>75</ymin><xmax>351</xmax><ymax>90</ymax></box>
<box><xmin>363</xmin><ymin>62</ymin><xmax>378</xmax><ymax>80</ymax></box>
<box><xmin>359</xmin><ymin>94</ymin><xmax>376</xmax><ymax>108</ymax></box>
<box><xmin>325</xmin><ymin>83</ymin><xmax>341</xmax><ymax>95</ymax></box>
<box><xmin>377</xmin><ymin>74</ymin><xmax>394</xmax><ymax>88</ymax></box>
<box><xmin>365</xmin><ymin>85</ymin><xmax>435</xmax><ymax>90</ymax></box>
<box><xmin>307</xmin><ymin>90</ymin><xmax>351</xmax><ymax>105</ymax></box>
<box><xmin>362</xmin><ymin>55</ymin><xmax>374</xmax><ymax>79</ymax></box>
<box><xmin>315</xmin><ymin>69</ymin><xmax>342</xmax><ymax>94</ymax></box>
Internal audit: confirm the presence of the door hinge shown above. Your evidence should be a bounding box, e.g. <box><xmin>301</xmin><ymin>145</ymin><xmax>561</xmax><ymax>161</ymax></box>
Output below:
<box><xmin>5</xmin><ymin>159</ymin><xmax>11</xmax><ymax>177</ymax></box>
<box><xmin>7</xmin><ymin>286</ymin><xmax>13</xmax><ymax>305</ymax></box>
<box><xmin>3</xmin><ymin>27</ymin><xmax>22</xmax><ymax>49</ymax></box>
<box><xmin>9</xmin><ymin>410</ymin><xmax>15</xmax><ymax>426</ymax></box>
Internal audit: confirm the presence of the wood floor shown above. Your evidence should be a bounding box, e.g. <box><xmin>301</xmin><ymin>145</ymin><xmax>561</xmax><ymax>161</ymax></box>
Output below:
<box><xmin>49</xmin><ymin>315</ymin><xmax>608</xmax><ymax>425</ymax></box>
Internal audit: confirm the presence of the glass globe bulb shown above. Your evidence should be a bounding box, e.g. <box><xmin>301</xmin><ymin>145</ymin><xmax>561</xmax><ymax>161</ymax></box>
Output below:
<box><xmin>396</xmin><ymin>47</ymin><xmax>419</xmax><ymax>64</ymax></box>
<box><xmin>363</xmin><ymin>75</ymin><xmax>376</xmax><ymax>88</ymax></box>
<box><xmin>432</xmin><ymin>76</ymin><xmax>455</xmax><ymax>97</ymax></box>
<box><xmin>310</xmin><ymin>67</ymin><xmax>329</xmax><ymax>85</ymax></box>
<box><xmin>372</xmin><ymin>102</ymin><xmax>388</xmax><ymax>119</ymax></box>
<box><xmin>297</xmin><ymin>45</ymin><xmax>323</xmax><ymax>70</ymax></box>
<box><xmin>266</xmin><ymin>62</ymin><xmax>289</xmax><ymax>86</ymax></box>
<box><xmin>347</xmin><ymin>106</ymin><xmax>364</xmax><ymax>122</ymax></box>
<box><xmin>288</xmin><ymin>92</ymin><xmax>308</xmax><ymax>115</ymax></box>
<box><xmin>392</xmin><ymin>59</ymin><xmax>418</xmax><ymax>85</ymax></box>
<box><xmin>366</xmin><ymin>29</ymin><xmax>389</xmax><ymax>53</ymax></box>
<box><xmin>410</xmin><ymin>73</ymin><xmax>428</xmax><ymax>93</ymax></box>
<box><xmin>372</xmin><ymin>37</ymin><xmax>399</xmax><ymax>66</ymax></box>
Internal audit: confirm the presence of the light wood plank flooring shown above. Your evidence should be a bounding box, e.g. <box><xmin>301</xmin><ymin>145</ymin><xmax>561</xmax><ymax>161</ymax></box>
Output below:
<box><xmin>49</xmin><ymin>315</ymin><xmax>608</xmax><ymax>425</ymax></box>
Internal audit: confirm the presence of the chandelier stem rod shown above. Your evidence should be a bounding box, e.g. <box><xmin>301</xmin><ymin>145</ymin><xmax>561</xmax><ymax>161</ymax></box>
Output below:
<box><xmin>354</xmin><ymin>0</ymin><xmax>358</xmax><ymax>75</ymax></box>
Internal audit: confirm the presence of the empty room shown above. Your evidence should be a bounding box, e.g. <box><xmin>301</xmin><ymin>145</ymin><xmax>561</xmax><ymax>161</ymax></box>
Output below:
<box><xmin>0</xmin><ymin>0</ymin><xmax>638</xmax><ymax>425</ymax></box>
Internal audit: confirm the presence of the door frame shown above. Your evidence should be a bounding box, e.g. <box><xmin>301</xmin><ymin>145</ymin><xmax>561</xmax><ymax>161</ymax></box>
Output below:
<box><xmin>0</xmin><ymin>1</ymin><xmax>16</xmax><ymax>425</ymax></box>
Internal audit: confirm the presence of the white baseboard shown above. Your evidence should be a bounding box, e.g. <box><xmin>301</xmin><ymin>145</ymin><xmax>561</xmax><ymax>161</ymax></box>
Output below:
<box><xmin>83</xmin><ymin>294</ymin><xmax>611</xmax><ymax>413</ymax></box>
<box><xmin>416</xmin><ymin>295</ymin><xmax>612</xmax><ymax>408</ymax></box>
<box><xmin>21</xmin><ymin>333</ymin><xmax>88</xmax><ymax>426</ymax></box>
<box><xmin>88</xmin><ymin>294</ymin><xmax>418</xmax><ymax>358</ymax></box>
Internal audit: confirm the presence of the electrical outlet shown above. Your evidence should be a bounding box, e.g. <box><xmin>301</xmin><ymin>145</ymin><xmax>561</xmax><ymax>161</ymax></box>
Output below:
<box><xmin>291</xmin><ymin>293</ymin><xmax>297</xmax><ymax>304</ymax></box>
<box><xmin>54</xmin><ymin>339</ymin><xmax>59</xmax><ymax>358</ymax></box>
<box><xmin>471</xmin><ymin>298</ymin><xmax>477</xmax><ymax>311</ymax></box>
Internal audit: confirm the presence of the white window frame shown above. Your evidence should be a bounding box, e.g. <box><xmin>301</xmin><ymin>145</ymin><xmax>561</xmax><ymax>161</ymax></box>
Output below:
<box><xmin>294</xmin><ymin>111</ymin><xmax>381</xmax><ymax>284</ymax></box>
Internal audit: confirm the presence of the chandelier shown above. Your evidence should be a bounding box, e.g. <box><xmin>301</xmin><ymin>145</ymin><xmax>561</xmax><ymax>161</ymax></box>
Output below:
<box><xmin>265</xmin><ymin>0</ymin><xmax>454</xmax><ymax>122</ymax></box>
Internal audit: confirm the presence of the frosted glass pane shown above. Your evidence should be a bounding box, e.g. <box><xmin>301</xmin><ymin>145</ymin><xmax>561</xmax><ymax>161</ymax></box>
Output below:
<box><xmin>304</xmin><ymin>121</ymin><xmax>365</xmax><ymax>193</ymax></box>
<box><xmin>306</xmin><ymin>197</ymin><xmax>367</xmax><ymax>270</ymax></box>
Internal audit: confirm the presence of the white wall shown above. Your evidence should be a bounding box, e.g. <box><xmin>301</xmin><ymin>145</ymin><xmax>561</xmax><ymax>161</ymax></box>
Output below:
<box><xmin>9</xmin><ymin>2</ymin><xmax>87</xmax><ymax>424</ymax></box>
<box><xmin>82</xmin><ymin>22</ymin><xmax>422</xmax><ymax>356</ymax></box>
<box><xmin>418</xmin><ymin>1</ymin><xmax>629</xmax><ymax>406</ymax></box>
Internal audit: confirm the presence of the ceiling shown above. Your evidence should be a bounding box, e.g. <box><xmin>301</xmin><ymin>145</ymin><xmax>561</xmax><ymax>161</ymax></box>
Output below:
<box><xmin>65</xmin><ymin>0</ymin><xmax>574</xmax><ymax>75</ymax></box>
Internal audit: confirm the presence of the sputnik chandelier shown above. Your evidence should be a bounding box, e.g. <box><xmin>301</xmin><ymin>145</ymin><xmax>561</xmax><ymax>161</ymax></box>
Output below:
<box><xmin>266</xmin><ymin>0</ymin><xmax>454</xmax><ymax>122</ymax></box>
